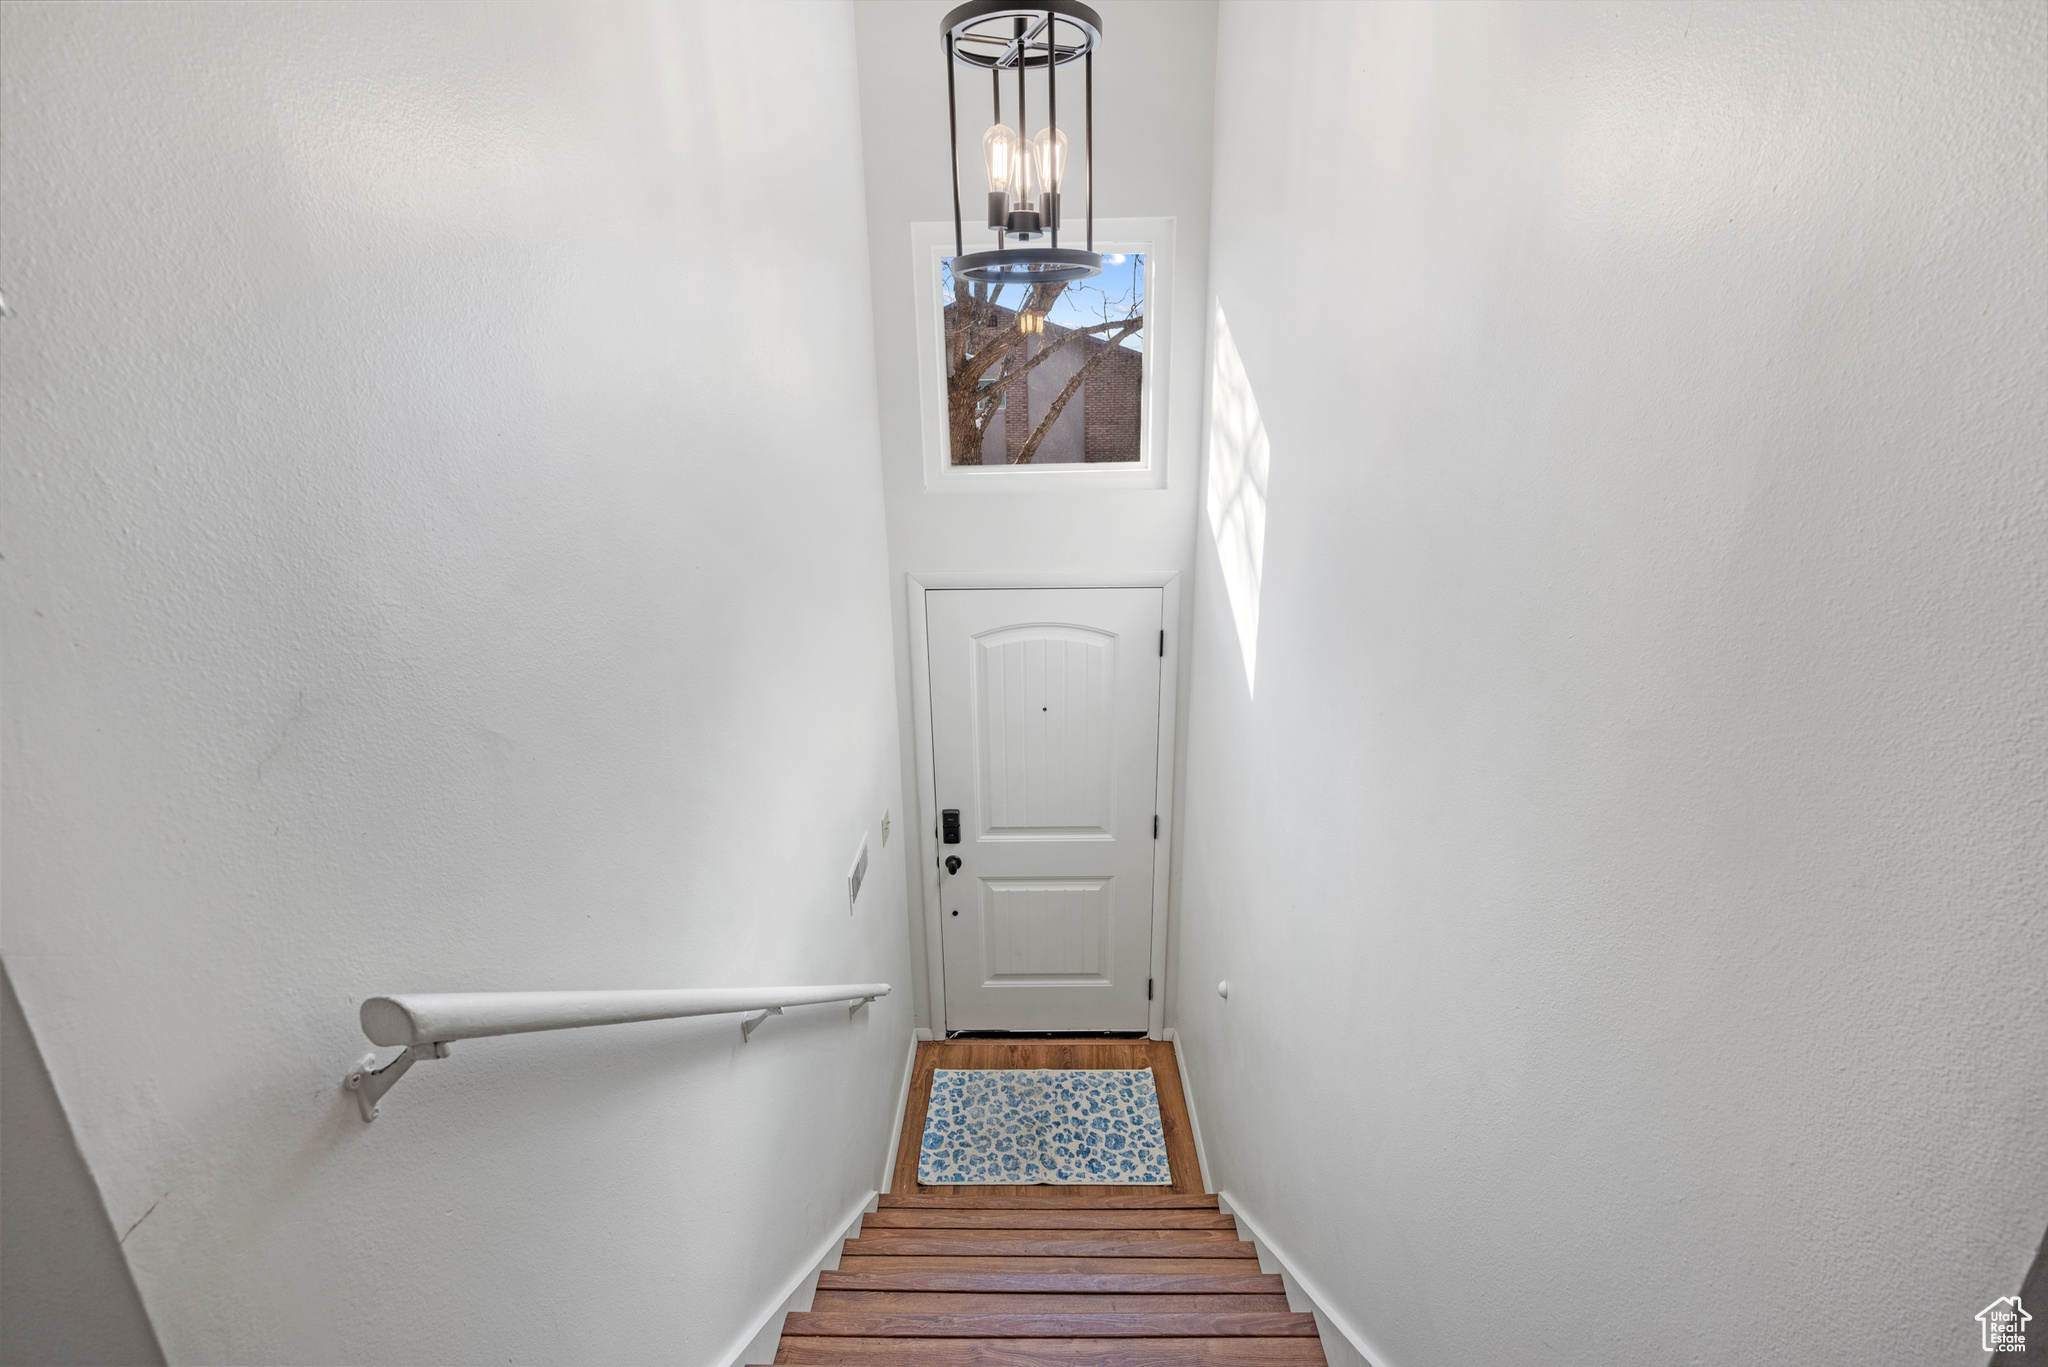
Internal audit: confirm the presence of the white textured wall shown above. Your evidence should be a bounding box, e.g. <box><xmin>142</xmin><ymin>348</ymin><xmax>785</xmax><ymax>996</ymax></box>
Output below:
<box><xmin>1176</xmin><ymin>4</ymin><xmax>2047</xmax><ymax>1365</ymax></box>
<box><xmin>0</xmin><ymin>3</ymin><xmax>910</xmax><ymax>1363</ymax></box>
<box><xmin>850</xmin><ymin>0</ymin><xmax>1216</xmax><ymax>1030</ymax></box>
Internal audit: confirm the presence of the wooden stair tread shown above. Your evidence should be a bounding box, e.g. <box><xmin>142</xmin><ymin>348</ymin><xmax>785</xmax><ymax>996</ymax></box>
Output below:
<box><xmin>836</xmin><ymin>1255</ymin><xmax>1264</xmax><ymax>1277</ymax></box>
<box><xmin>810</xmin><ymin>1292</ymin><xmax>1291</xmax><ymax>1314</ymax></box>
<box><xmin>846</xmin><ymin>1231</ymin><xmax>1254</xmax><ymax>1259</ymax></box>
<box><xmin>821</xmin><ymin>1268</ymin><xmax>1279</xmax><ymax>1294</ymax></box>
<box><xmin>865</xmin><ymin>1210</ymin><xmax>1237</xmax><ymax>1230</ymax></box>
<box><xmin>772</xmin><ymin>1338</ymin><xmax>1328</xmax><ymax>1364</ymax></box>
<box><xmin>782</xmin><ymin>1312</ymin><xmax>1320</xmax><ymax>1338</ymax></box>
<box><xmin>880</xmin><ymin>1193</ymin><xmax>1219</xmax><ymax>1210</ymax></box>
<box><xmin>857</xmin><ymin>1227</ymin><xmax>1243</xmax><ymax>1241</ymax></box>
<box><xmin>783</xmin><ymin>1042</ymin><xmax>1325</xmax><ymax>1365</ymax></box>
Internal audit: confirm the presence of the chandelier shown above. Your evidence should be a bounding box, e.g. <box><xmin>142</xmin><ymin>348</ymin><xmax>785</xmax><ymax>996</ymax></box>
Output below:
<box><xmin>941</xmin><ymin>2</ymin><xmax>1103</xmax><ymax>286</ymax></box>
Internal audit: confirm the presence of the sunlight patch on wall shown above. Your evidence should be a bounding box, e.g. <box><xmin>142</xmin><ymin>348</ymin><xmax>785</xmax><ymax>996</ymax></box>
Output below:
<box><xmin>1204</xmin><ymin>301</ymin><xmax>1270</xmax><ymax>696</ymax></box>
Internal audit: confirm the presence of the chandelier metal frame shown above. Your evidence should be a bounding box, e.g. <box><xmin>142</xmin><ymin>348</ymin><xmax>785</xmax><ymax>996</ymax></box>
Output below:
<box><xmin>941</xmin><ymin>1</ymin><xmax>1104</xmax><ymax>285</ymax></box>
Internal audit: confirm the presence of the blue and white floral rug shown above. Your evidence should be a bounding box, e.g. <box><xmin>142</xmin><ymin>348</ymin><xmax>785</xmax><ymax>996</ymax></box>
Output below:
<box><xmin>917</xmin><ymin>1068</ymin><xmax>1173</xmax><ymax>1185</ymax></box>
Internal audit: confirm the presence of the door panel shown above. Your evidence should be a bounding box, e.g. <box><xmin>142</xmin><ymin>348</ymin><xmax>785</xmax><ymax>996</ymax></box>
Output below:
<box><xmin>982</xmin><ymin>879</ymin><xmax>1114</xmax><ymax>983</ymax></box>
<box><xmin>928</xmin><ymin>588</ymin><xmax>1161</xmax><ymax>1033</ymax></box>
<box><xmin>977</xmin><ymin>628</ymin><xmax>1116</xmax><ymax>837</ymax></box>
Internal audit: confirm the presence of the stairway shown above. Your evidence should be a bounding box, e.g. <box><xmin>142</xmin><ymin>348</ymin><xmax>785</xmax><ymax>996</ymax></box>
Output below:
<box><xmin>755</xmin><ymin>1037</ymin><xmax>1329</xmax><ymax>1365</ymax></box>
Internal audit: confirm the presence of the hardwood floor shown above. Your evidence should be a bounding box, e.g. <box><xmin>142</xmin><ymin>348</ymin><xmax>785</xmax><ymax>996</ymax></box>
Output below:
<box><xmin>892</xmin><ymin>1038</ymin><xmax>1207</xmax><ymax>1199</ymax></box>
<box><xmin>757</xmin><ymin>1038</ymin><xmax>1328</xmax><ymax>1365</ymax></box>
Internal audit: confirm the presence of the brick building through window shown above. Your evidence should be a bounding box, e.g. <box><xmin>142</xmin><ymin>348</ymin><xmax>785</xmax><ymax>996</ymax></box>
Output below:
<box><xmin>954</xmin><ymin>304</ymin><xmax>1142</xmax><ymax>464</ymax></box>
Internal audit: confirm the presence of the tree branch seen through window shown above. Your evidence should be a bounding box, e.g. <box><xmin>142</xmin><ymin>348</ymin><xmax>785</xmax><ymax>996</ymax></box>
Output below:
<box><xmin>942</xmin><ymin>255</ymin><xmax>1144</xmax><ymax>465</ymax></box>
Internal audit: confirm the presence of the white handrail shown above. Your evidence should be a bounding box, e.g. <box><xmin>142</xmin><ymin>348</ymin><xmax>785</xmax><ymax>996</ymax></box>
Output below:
<box><xmin>360</xmin><ymin>984</ymin><xmax>891</xmax><ymax>1045</ymax></box>
<box><xmin>343</xmin><ymin>982</ymin><xmax>889</xmax><ymax>1121</ymax></box>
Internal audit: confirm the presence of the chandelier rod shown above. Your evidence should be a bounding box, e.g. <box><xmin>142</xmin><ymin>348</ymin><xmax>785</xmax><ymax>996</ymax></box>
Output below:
<box><xmin>1048</xmin><ymin>8</ymin><xmax>1058</xmax><ymax>251</ymax></box>
<box><xmin>946</xmin><ymin>32</ymin><xmax>962</xmax><ymax>258</ymax></box>
<box><xmin>1016</xmin><ymin>17</ymin><xmax>1026</xmax><ymax>209</ymax></box>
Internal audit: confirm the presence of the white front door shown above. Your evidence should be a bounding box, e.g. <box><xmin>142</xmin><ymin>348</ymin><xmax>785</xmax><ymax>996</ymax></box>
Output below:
<box><xmin>927</xmin><ymin>588</ymin><xmax>1163</xmax><ymax>1033</ymax></box>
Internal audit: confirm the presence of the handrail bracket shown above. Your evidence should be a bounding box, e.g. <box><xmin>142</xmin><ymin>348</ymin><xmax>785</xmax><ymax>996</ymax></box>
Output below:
<box><xmin>740</xmin><ymin>1006</ymin><xmax>783</xmax><ymax>1042</ymax></box>
<box><xmin>345</xmin><ymin>1042</ymin><xmax>450</xmax><ymax>1121</ymax></box>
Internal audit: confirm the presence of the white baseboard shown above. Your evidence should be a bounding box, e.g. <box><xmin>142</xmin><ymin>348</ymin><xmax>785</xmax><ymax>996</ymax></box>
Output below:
<box><xmin>716</xmin><ymin>1190</ymin><xmax>872</xmax><ymax>1367</ymax></box>
<box><xmin>1161</xmin><ymin>1028</ymin><xmax>1214</xmax><ymax>1194</ymax></box>
<box><xmin>1167</xmin><ymin>1027</ymin><xmax>1389</xmax><ymax>1367</ymax></box>
<box><xmin>880</xmin><ymin>1031</ymin><xmax>927</xmax><ymax>1192</ymax></box>
<box><xmin>718</xmin><ymin>1031</ymin><xmax>925</xmax><ymax>1367</ymax></box>
<box><xmin>1219</xmin><ymin>1190</ymin><xmax>1392</xmax><ymax>1367</ymax></box>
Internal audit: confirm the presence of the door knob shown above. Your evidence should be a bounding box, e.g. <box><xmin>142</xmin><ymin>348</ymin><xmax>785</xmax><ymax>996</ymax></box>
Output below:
<box><xmin>944</xmin><ymin>855</ymin><xmax>962</xmax><ymax>875</ymax></box>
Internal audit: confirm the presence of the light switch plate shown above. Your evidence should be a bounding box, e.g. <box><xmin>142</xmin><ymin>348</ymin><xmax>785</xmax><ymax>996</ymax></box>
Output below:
<box><xmin>847</xmin><ymin>838</ymin><xmax>869</xmax><ymax>912</ymax></box>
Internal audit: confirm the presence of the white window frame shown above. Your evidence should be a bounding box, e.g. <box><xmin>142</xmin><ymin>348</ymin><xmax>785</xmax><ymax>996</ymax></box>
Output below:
<box><xmin>910</xmin><ymin>216</ymin><xmax>1174</xmax><ymax>492</ymax></box>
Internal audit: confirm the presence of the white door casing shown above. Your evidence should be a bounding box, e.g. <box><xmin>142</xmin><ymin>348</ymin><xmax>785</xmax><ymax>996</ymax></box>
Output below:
<box><xmin>925</xmin><ymin>587</ymin><xmax>1164</xmax><ymax>1033</ymax></box>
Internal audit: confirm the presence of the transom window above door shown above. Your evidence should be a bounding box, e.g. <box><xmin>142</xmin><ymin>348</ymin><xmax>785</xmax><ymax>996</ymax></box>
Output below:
<box><xmin>912</xmin><ymin>217</ymin><xmax>1175</xmax><ymax>492</ymax></box>
<box><xmin>942</xmin><ymin>251</ymin><xmax>1144</xmax><ymax>467</ymax></box>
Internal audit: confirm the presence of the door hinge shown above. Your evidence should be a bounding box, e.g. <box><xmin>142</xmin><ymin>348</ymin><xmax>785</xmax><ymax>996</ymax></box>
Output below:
<box><xmin>1153</xmin><ymin>814</ymin><xmax>1159</xmax><ymax>839</ymax></box>
<box><xmin>1147</xmin><ymin>978</ymin><xmax>1154</xmax><ymax>1001</ymax></box>
<box><xmin>1159</xmin><ymin>629</ymin><xmax>1165</xmax><ymax>657</ymax></box>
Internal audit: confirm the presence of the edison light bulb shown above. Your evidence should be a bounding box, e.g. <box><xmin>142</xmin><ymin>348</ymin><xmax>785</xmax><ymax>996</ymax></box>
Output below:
<box><xmin>1032</xmin><ymin>126</ymin><xmax>1070</xmax><ymax>193</ymax></box>
<box><xmin>1015</xmin><ymin>135</ymin><xmax>1041</xmax><ymax>207</ymax></box>
<box><xmin>982</xmin><ymin>124</ymin><xmax>1021</xmax><ymax>195</ymax></box>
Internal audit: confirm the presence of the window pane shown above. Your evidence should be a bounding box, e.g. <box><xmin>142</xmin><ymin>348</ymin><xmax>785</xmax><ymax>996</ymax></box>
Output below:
<box><xmin>940</xmin><ymin>255</ymin><xmax>1144</xmax><ymax>465</ymax></box>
